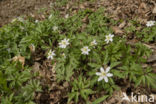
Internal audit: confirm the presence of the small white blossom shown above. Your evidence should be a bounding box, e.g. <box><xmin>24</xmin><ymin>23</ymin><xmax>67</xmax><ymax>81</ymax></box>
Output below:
<box><xmin>47</xmin><ymin>50</ymin><xmax>55</xmax><ymax>60</ymax></box>
<box><xmin>96</xmin><ymin>67</ymin><xmax>113</xmax><ymax>82</ymax></box>
<box><xmin>91</xmin><ymin>40</ymin><xmax>97</xmax><ymax>46</ymax></box>
<box><xmin>65</xmin><ymin>14</ymin><xmax>69</xmax><ymax>19</ymax></box>
<box><xmin>35</xmin><ymin>20</ymin><xmax>39</xmax><ymax>23</ymax></box>
<box><xmin>12</xmin><ymin>17</ymin><xmax>24</xmax><ymax>22</ymax></box>
<box><xmin>59</xmin><ymin>38</ymin><xmax>70</xmax><ymax>48</ymax></box>
<box><xmin>11</xmin><ymin>18</ymin><xmax>17</xmax><ymax>23</ymax></box>
<box><xmin>146</xmin><ymin>21</ymin><xmax>155</xmax><ymax>27</ymax></box>
<box><xmin>49</xmin><ymin>14</ymin><xmax>53</xmax><ymax>19</ymax></box>
<box><xmin>81</xmin><ymin>46</ymin><xmax>90</xmax><ymax>55</ymax></box>
<box><xmin>53</xmin><ymin>26</ymin><xmax>58</xmax><ymax>31</ymax></box>
<box><xmin>105</xmin><ymin>34</ymin><xmax>114</xmax><ymax>44</ymax></box>
<box><xmin>17</xmin><ymin>17</ymin><xmax>24</xmax><ymax>22</ymax></box>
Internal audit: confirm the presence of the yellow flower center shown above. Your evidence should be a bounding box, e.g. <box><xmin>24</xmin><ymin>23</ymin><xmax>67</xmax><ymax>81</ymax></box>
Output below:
<box><xmin>48</xmin><ymin>52</ymin><xmax>52</xmax><ymax>56</ymax></box>
<box><xmin>62</xmin><ymin>41</ymin><xmax>66</xmax><ymax>45</ymax></box>
<box><xmin>83</xmin><ymin>48</ymin><xmax>87</xmax><ymax>52</ymax></box>
<box><xmin>101</xmin><ymin>72</ymin><xmax>106</xmax><ymax>76</ymax></box>
<box><xmin>107</xmin><ymin>36</ymin><xmax>110</xmax><ymax>40</ymax></box>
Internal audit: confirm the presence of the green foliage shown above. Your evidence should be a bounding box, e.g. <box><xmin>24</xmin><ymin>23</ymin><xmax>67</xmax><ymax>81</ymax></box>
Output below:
<box><xmin>135</xmin><ymin>67</ymin><xmax>156</xmax><ymax>89</ymax></box>
<box><xmin>92</xmin><ymin>95</ymin><xmax>108</xmax><ymax>104</ymax></box>
<box><xmin>125</xmin><ymin>20</ymin><xmax>156</xmax><ymax>42</ymax></box>
<box><xmin>68</xmin><ymin>76</ymin><xmax>94</xmax><ymax>103</ymax></box>
<box><xmin>0</xmin><ymin>61</ymin><xmax>41</xmax><ymax>104</ymax></box>
<box><xmin>55</xmin><ymin>55</ymin><xmax>79</xmax><ymax>81</ymax></box>
<box><xmin>136</xmin><ymin>25</ymin><xmax>156</xmax><ymax>42</ymax></box>
<box><xmin>0</xmin><ymin>17</ymin><xmax>42</xmax><ymax>103</ymax></box>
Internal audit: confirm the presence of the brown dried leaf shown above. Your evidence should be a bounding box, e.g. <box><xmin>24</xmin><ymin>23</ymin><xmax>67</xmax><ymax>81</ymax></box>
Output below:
<box><xmin>139</xmin><ymin>2</ymin><xmax>147</xmax><ymax>10</ymax></box>
<box><xmin>51</xmin><ymin>62</ymin><xmax>56</xmax><ymax>73</ymax></box>
<box><xmin>143</xmin><ymin>43</ymin><xmax>156</xmax><ymax>50</ymax></box>
<box><xmin>119</xmin><ymin>21</ymin><xmax>126</xmax><ymax>29</ymax></box>
<box><xmin>82</xmin><ymin>15</ymin><xmax>89</xmax><ymax>23</ymax></box>
<box><xmin>50</xmin><ymin>93</ymin><xmax>55</xmax><ymax>99</ymax></box>
<box><xmin>32</xmin><ymin>62</ymin><xmax>40</xmax><ymax>72</ymax></box>
<box><xmin>29</xmin><ymin>44</ymin><xmax>35</xmax><ymax>53</ymax></box>
<box><xmin>142</xmin><ymin>64</ymin><xmax>148</xmax><ymax>68</ymax></box>
<box><xmin>35</xmin><ymin>93</ymin><xmax>41</xmax><ymax>100</ymax></box>
<box><xmin>112</xmin><ymin>26</ymin><xmax>124</xmax><ymax>34</ymax></box>
<box><xmin>79</xmin><ymin>4</ymin><xmax>85</xmax><ymax>9</ymax></box>
<box><xmin>137</xmin><ymin>18</ymin><xmax>147</xmax><ymax>24</ymax></box>
<box><xmin>12</xmin><ymin>55</ymin><xmax>25</xmax><ymax>67</ymax></box>
<box><xmin>147</xmin><ymin>54</ymin><xmax>156</xmax><ymax>62</ymax></box>
<box><xmin>152</xmin><ymin>5</ymin><xmax>156</xmax><ymax>14</ymax></box>
<box><xmin>152</xmin><ymin>63</ymin><xmax>156</xmax><ymax>68</ymax></box>
<box><xmin>63</xmin><ymin>82</ymin><xmax>69</xmax><ymax>88</ymax></box>
<box><xmin>41</xmin><ymin>15</ymin><xmax>45</xmax><ymax>19</ymax></box>
<box><xmin>153</xmin><ymin>94</ymin><xmax>156</xmax><ymax>100</ymax></box>
<box><xmin>66</xmin><ymin>4</ymin><xmax>70</xmax><ymax>10</ymax></box>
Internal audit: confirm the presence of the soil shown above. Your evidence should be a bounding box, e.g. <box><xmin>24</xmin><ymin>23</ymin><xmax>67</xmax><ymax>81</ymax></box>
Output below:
<box><xmin>0</xmin><ymin>0</ymin><xmax>156</xmax><ymax>27</ymax></box>
<box><xmin>0</xmin><ymin>0</ymin><xmax>53</xmax><ymax>27</ymax></box>
<box><xmin>102</xmin><ymin>0</ymin><xmax>156</xmax><ymax>20</ymax></box>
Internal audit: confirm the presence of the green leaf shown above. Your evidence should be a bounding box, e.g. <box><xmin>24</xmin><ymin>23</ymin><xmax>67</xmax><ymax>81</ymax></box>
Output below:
<box><xmin>113</xmin><ymin>70</ymin><xmax>125</xmax><ymax>78</ymax></box>
<box><xmin>92</xmin><ymin>95</ymin><xmax>108</xmax><ymax>104</ymax></box>
<box><xmin>75</xmin><ymin>92</ymin><xmax>79</xmax><ymax>103</ymax></box>
<box><xmin>80</xmin><ymin>90</ymin><xmax>87</xmax><ymax>100</ymax></box>
<box><xmin>88</xmin><ymin>63</ymin><xmax>101</xmax><ymax>69</ymax></box>
<box><xmin>110</xmin><ymin>62</ymin><xmax>121</xmax><ymax>68</ymax></box>
<box><xmin>68</xmin><ymin>92</ymin><xmax>76</xmax><ymax>103</ymax></box>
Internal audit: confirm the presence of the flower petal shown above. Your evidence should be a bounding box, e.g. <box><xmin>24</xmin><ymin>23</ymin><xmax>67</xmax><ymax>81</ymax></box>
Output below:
<box><xmin>109</xmin><ymin>34</ymin><xmax>112</xmax><ymax>37</ymax></box>
<box><xmin>107</xmin><ymin>73</ymin><xmax>113</xmax><ymax>77</ymax></box>
<box><xmin>100</xmin><ymin>67</ymin><xmax>104</xmax><ymax>73</ymax></box>
<box><xmin>110</xmin><ymin>38</ymin><xmax>113</xmax><ymax>42</ymax></box>
<box><xmin>104</xmin><ymin>76</ymin><xmax>108</xmax><ymax>82</ymax></box>
<box><xmin>98</xmin><ymin>76</ymin><xmax>104</xmax><ymax>81</ymax></box>
<box><xmin>106</xmin><ymin>67</ymin><xmax>110</xmax><ymax>73</ymax></box>
<box><xmin>111</xmin><ymin>34</ymin><xmax>114</xmax><ymax>37</ymax></box>
<box><xmin>96</xmin><ymin>72</ymin><xmax>101</xmax><ymax>76</ymax></box>
<box><xmin>106</xmin><ymin>40</ymin><xmax>109</xmax><ymax>43</ymax></box>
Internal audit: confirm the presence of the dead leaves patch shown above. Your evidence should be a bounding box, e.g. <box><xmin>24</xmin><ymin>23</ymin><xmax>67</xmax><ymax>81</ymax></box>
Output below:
<box><xmin>12</xmin><ymin>55</ymin><xmax>25</xmax><ymax>67</ymax></box>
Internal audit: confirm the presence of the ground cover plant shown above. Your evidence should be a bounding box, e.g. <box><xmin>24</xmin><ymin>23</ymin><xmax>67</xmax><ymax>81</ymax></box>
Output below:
<box><xmin>0</xmin><ymin>1</ymin><xmax>156</xmax><ymax>103</ymax></box>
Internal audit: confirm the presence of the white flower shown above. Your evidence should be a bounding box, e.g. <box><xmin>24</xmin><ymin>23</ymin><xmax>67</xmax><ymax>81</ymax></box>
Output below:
<box><xmin>49</xmin><ymin>14</ymin><xmax>53</xmax><ymax>19</ymax></box>
<box><xmin>11</xmin><ymin>17</ymin><xmax>24</xmax><ymax>23</ymax></box>
<box><xmin>59</xmin><ymin>38</ymin><xmax>70</xmax><ymax>48</ymax></box>
<box><xmin>17</xmin><ymin>17</ymin><xmax>24</xmax><ymax>22</ymax></box>
<box><xmin>35</xmin><ymin>20</ymin><xmax>39</xmax><ymax>23</ymax></box>
<box><xmin>105</xmin><ymin>34</ymin><xmax>114</xmax><ymax>44</ymax></box>
<box><xmin>53</xmin><ymin>26</ymin><xmax>58</xmax><ymax>31</ymax></box>
<box><xmin>81</xmin><ymin>46</ymin><xmax>90</xmax><ymax>55</ymax></box>
<box><xmin>11</xmin><ymin>18</ymin><xmax>17</xmax><ymax>23</ymax></box>
<box><xmin>146</xmin><ymin>21</ymin><xmax>155</xmax><ymax>27</ymax></box>
<box><xmin>47</xmin><ymin>50</ymin><xmax>55</xmax><ymax>60</ymax></box>
<box><xmin>96</xmin><ymin>67</ymin><xmax>113</xmax><ymax>82</ymax></box>
<box><xmin>65</xmin><ymin>14</ymin><xmax>69</xmax><ymax>19</ymax></box>
<box><xmin>91</xmin><ymin>40</ymin><xmax>97</xmax><ymax>46</ymax></box>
